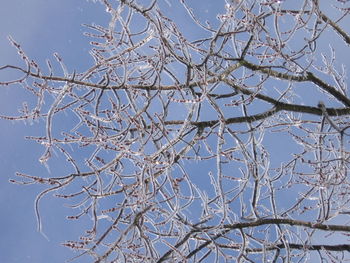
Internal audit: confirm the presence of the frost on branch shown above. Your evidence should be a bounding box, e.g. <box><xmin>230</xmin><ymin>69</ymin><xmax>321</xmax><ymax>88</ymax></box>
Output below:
<box><xmin>2</xmin><ymin>0</ymin><xmax>350</xmax><ymax>262</ymax></box>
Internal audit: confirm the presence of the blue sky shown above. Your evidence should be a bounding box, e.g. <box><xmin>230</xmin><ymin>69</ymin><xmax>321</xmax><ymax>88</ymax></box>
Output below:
<box><xmin>0</xmin><ymin>1</ymin><xmax>106</xmax><ymax>262</ymax></box>
<box><xmin>1</xmin><ymin>0</ymin><xmax>350</xmax><ymax>262</ymax></box>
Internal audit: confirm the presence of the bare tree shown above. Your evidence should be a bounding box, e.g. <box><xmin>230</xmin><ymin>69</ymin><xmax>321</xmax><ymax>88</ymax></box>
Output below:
<box><xmin>2</xmin><ymin>0</ymin><xmax>350</xmax><ymax>262</ymax></box>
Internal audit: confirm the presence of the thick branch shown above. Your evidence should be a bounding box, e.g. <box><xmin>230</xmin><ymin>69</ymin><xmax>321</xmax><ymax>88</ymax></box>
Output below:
<box><xmin>222</xmin><ymin>218</ymin><xmax>350</xmax><ymax>232</ymax></box>
<box><xmin>240</xmin><ymin>60</ymin><xmax>350</xmax><ymax>107</ymax></box>
<box><xmin>319</xmin><ymin>11</ymin><xmax>350</xmax><ymax>46</ymax></box>
<box><xmin>158</xmin><ymin>218</ymin><xmax>350</xmax><ymax>261</ymax></box>
<box><xmin>202</xmin><ymin>241</ymin><xmax>350</xmax><ymax>253</ymax></box>
<box><xmin>161</xmin><ymin>104</ymin><xmax>350</xmax><ymax>129</ymax></box>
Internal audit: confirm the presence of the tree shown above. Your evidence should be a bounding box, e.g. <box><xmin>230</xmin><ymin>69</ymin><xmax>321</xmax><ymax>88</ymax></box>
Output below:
<box><xmin>1</xmin><ymin>0</ymin><xmax>350</xmax><ymax>262</ymax></box>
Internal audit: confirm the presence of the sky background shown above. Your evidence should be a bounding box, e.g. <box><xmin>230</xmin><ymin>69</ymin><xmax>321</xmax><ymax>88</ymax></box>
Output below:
<box><xmin>1</xmin><ymin>1</ymin><xmax>350</xmax><ymax>262</ymax></box>
<box><xmin>0</xmin><ymin>1</ymin><xmax>107</xmax><ymax>262</ymax></box>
